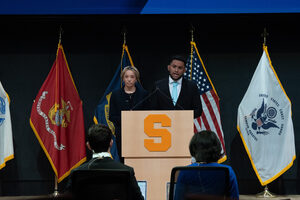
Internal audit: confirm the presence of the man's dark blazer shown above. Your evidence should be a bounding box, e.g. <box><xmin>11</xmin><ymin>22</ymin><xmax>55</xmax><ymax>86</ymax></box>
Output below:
<box><xmin>152</xmin><ymin>78</ymin><xmax>202</xmax><ymax>118</ymax></box>
<box><xmin>67</xmin><ymin>157</ymin><xmax>144</xmax><ymax>200</ymax></box>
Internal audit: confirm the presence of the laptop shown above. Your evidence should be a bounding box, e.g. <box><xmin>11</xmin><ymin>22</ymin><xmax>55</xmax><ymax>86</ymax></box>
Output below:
<box><xmin>138</xmin><ymin>181</ymin><xmax>147</xmax><ymax>200</ymax></box>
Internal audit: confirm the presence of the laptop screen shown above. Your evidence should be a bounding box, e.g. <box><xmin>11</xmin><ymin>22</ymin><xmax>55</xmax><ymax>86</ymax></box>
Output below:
<box><xmin>138</xmin><ymin>181</ymin><xmax>147</xmax><ymax>200</ymax></box>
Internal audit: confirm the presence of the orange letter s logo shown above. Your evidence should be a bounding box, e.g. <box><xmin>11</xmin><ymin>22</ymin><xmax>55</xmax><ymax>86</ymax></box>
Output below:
<box><xmin>144</xmin><ymin>114</ymin><xmax>171</xmax><ymax>152</ymax></box>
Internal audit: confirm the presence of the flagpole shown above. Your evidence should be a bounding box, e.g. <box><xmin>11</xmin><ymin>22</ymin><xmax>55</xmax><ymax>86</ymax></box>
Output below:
<box><xmin>256</xmin><ymin>185</ymin><xmax>276</xmax><ymax>198</ymax></box>
<box><xmin>55</xmin><ymin>26</ymin><xmax>63</xmax><ymax>113</ymax></box>
<box><xmin>261</xmin><ymin>27</ymin><xmax>269</xmax><ymax>46</ymax></box>
<box><xmin>190</xmin><ymin>24</ymin><xmax>195</xmax><ymax>42</ymax></box>
<box><xmin>120</xmin><ymin>27</ymin><xmax>127</xmax><ymax>87</ymax></box>
<box><xmin>58</xmin><ymin>25</ymin><xmax>63</xmax><ymax>45</ymax></box>
<box><xmin>256</xmin><ymin>28</ymin><xmax>276</xmax><ymax>198</ymax></box>
<box><xmin>53</xmin><ymin>27</ymin><xmax>62</xmax><ymax>197</ymax></box>
<box><xmin>122</xmin><ymin>26</ymin><xmax>127</xmax><ymax>46</ymax></box>
<box><xmin>189</xmin><ymin>25</ymin><xmax>195</xmax><ymax>79</ymax></box>
<box><xmin>52</xmin><ymin>175</ymin><xmax>59</xmax><ymax>197</ymax></box>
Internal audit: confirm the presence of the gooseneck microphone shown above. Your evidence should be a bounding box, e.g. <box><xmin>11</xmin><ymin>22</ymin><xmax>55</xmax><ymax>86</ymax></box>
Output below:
<box><xmin>155</xmin><ymin>87</ymin><xmax>186</xmax><ymax>111</ymax></box>
<box><xmin>130</xmin><ymin>87</ymin><xmax>159</xmax><ymax>110</ymax></box>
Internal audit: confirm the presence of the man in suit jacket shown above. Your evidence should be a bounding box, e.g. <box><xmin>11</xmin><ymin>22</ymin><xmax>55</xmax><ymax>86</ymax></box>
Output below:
<box><xmin>152</xmin><ymin>55</ymin><xmax>202</xmax><ymax>118</ymax></box>
<box><xmin>67</xmin><ymin>124</ymin><xmax>144</xmax><ymax>200</ymax></box>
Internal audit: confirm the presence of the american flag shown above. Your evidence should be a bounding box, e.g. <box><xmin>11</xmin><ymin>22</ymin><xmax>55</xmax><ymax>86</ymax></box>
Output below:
<box><xmin>184</xmin><ymin>41</ymin><xmax>226</xmax><ymax>162</ymax></box>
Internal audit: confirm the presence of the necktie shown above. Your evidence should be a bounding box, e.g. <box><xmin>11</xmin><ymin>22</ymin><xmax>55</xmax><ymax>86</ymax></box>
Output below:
<box><xmin>172</xmin><ymin>82</ymin><xmax>178</xmax><ymax>105</ymax></box>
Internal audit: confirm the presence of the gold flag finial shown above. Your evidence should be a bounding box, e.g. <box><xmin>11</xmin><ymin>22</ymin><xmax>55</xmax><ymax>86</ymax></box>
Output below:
<box><xmin>190</xmin><ymin>24</ymin><xmax>195</xmax><ymax>42</ymax></box>
<box><xmin>58</xmin><ymin>25</ymin><xmax>63</xmax><ymax>45</ymax></box>
<box><xmin>122</xmin><ymin>26</ymin><xmax>127</xmax><ymax>45</ymax></box>
<box><xmin>261</xmin><ymin>28</ymin><xmax>269</xmax><ymax>46</ymax></box>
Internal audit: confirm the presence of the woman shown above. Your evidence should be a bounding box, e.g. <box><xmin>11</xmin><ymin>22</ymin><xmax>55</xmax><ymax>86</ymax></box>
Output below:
<box><xmin>175</xmin><ymin>130</ymin><xmax>239</xmax><ymax>200</ymax></box>
<box><xmin>109</xmin><ymin>66</ymin><xmax>148</xmax><ymax>162</ymax></box>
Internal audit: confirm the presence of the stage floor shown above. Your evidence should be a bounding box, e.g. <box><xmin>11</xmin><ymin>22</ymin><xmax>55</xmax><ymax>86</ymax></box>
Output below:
<box><xmin>0</xmin><ymin>194</ymin><xmax>299</xmax><ymax>200</ymax></box>
<box><xmin>240</xmin><ymin>195</ymin><xmax>300</xmax><ymax>200</ymax></box>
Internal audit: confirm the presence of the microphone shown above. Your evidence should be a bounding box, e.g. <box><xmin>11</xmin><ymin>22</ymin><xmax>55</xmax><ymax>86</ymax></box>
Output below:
<box><xmin>131</xmin><ymin>87</ymin><xmax>159</xmax><ymax>110</ymax></box>
<box><xmin>156</xmin><ymin>87</ymin><xmax>186</xmax><ymax>111</ymax></box>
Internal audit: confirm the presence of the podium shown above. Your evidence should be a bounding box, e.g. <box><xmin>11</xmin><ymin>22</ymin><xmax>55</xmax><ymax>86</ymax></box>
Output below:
<box><xmin>122</xmin><ymin>110</ymin><xmax>194</xmax><ymax>200</ymax></box>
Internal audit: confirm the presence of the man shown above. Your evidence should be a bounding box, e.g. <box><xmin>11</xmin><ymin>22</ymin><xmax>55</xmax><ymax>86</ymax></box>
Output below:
<box><xmin>152</xmin><ymin>55</ymin><xmax>202</xmax><ymax>118</ymax></box>
<box><xmin>67</xmin><ymin>124</ymin><xmax>144</xmax><ymax>200</ymax></box>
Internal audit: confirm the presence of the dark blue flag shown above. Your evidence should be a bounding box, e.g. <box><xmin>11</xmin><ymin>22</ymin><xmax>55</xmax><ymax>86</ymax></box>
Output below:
<box><xmin>94</xmin><ymin>44</ymin><xmax>134</xmax><ymax>161</ymax></box>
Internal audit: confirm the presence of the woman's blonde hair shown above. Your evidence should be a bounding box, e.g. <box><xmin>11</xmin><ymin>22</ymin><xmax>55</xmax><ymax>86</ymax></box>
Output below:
<box><xmin>121</xmin><ymin>66</ymin><xmax>140</xmax><ymax>81</ymax></box>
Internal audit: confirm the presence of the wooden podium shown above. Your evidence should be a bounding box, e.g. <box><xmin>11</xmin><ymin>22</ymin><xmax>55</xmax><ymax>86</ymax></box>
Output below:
<box><xmin>122</xmin><ymin>111</ymin><xmax>194</xmax><ymax>200</ymax></box>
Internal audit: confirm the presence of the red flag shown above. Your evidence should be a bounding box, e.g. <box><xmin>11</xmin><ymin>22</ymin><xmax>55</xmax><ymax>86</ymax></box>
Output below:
<box><xmin>30</xmin><ymin>43</ymin><xmax>86</xmax><ymax>182</ymax></box>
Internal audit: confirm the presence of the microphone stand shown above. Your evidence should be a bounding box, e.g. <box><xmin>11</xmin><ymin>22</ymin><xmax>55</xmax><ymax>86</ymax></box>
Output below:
<box><xmin>155</xmin><ymin>87</ymin><xmax>186</xmax><ymax>111</ymax></box>
<box><xmin>131</xmin><ymin>87</ymin><xmax>159</xmax><ymax>110</ymax></box>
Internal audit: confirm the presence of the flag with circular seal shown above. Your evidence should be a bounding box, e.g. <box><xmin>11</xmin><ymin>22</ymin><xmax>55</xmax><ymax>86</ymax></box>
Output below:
<box><xmin>237</xmin><ymin>45</ymin><xmax>296</xmax><ymax>186</ymax></box>
<box><xmin>0</xmin><ymin>81</ymin><xmax>14</xmax><ymax>170</ymax></box>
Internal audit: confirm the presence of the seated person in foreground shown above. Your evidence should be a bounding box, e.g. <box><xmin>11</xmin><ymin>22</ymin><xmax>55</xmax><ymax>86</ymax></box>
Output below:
<box><xmin>175</xmin><ymin>130</ymin><xmax>239</xmax><ymax>200</ymax></box>
<box><xmin>67</xmin><ymin>124</ymin><xmax>144</xmax><ymax>200</ymax></box>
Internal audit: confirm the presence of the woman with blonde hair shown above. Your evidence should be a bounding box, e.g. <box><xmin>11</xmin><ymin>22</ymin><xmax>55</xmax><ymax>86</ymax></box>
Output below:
<box><xmin>109</xmin><ymin>66</ymin><xmax>148</xmax><ymax>162</ymax></box>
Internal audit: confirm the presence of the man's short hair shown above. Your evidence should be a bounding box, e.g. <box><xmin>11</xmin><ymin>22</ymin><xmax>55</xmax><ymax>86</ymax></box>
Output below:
<box><xmin>87</xmin><ymin>124</ymin><xmax>112</xmax><ymax>153</ymax></box>
<box><xmin>189</xmin><ymin>130</ymin><xmax>222</xmax><ymax>163</ymax></box>
<box><xmin>169</xmin><ymin>55</ymin><xmax>187</xmax><ymax>66</ymax></box>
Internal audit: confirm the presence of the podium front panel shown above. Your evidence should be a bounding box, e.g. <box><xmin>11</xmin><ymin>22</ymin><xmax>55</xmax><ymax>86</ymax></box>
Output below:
<box><xmin>125</xmin><ymin>157</ymin><xmax>191</xmax><ymax>200</ymax></box>
<box><xmin>122</xmin><ymin>110</ymin><xmax>193</xmax><ymax>158</ymax></box>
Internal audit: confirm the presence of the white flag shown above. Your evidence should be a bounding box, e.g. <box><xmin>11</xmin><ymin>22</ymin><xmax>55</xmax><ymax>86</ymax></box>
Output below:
<box><xmin>0</xmin><ymin>81</ymin><xmax>14</xmax><ymax>169</ymax></box>
<box><xmin>237</xmin><ymin>45</ymin><xmax>296</xmax><ymax>186</ymax></box>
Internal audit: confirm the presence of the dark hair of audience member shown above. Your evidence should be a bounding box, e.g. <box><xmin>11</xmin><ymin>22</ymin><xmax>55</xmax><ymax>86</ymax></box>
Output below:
<box><xmin>87</xmin><ymin>124</ymin><xmax>112</xmax><ymax>153</ymax></box>
<box><xmin>189</xmin><ymin>130</ymin><xmax>222</xmax><ymax>163</ymax></box>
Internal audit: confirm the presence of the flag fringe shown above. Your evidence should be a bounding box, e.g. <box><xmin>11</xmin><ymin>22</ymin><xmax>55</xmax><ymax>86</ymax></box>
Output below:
<box><xmin>237</xmin><ymin>124</ymin><xmax>295</xmax><ymax>186</ymax></box>
<box><xmin>0</xmin><ymin>154</ymin><xmax>14</xmax><ymax>170</ymax></box>
<box><xmin>263</xmin><ymin>45</ymin><xmax>292</xmax><ymax>110</ymax></box>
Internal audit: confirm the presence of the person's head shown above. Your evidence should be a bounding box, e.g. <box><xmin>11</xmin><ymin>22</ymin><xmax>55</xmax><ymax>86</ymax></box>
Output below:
<box><xmin>87</xmin><ymin>124</ymin><xmax>113</xmax><ymax>153</ymax></box>
<box><xmin>121</xmin><ymin>66</ymin><xmax>140</xmax><ymax>88</ymax></box>
<box><xmin>189</xmin><ymin>130</ymin><xmax>222</xmax><ymax>163</ymax></box>
<box><xmin>168</xmin><ymin>55</ymin><xmax>186</xmax><ymax>81</ymax></box>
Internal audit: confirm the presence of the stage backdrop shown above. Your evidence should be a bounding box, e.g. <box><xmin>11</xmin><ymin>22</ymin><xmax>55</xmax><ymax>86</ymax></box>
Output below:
<box><xmin>1</xmin><ymin>0</ymin><xmax>300</xmax><ymax>14</ymax></box>
<box><xmin>0</xmin><ymin>14</ymin><xmax>299</xmax><ymax>195</ymax></box>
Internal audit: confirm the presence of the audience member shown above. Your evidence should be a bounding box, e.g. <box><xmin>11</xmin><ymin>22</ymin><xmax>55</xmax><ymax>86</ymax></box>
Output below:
<box><xmin>175</xmin><ymin>130</ymin><xmax>239</xmax><ymax>200</ymax></box>
<box><xmin>67</xmin><ymin>124</ymin><xmax>144</xmax><ymax>200</ymax></box>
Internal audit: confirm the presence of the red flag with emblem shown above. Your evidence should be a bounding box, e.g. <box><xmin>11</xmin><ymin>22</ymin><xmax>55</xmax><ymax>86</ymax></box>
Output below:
<box><xmin>30</xmin><ymin>43</ymin><xmax>86</xmax><ymax>182</ymax></box>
